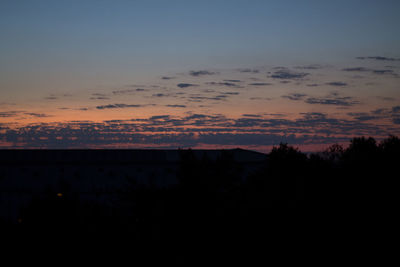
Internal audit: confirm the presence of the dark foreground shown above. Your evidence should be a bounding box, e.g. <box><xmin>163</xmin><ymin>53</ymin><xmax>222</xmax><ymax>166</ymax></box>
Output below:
<box><xmin>0</xmin><ymin>136</ymin><xmax>398</xmax><ymax>262</ymax></box>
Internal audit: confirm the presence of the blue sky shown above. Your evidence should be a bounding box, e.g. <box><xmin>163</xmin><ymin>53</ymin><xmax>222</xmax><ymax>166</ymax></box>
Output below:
<box><xmin>2</xmin><ymin>0</ymin><xmax>400</xmax><ymax>73</ymax></box>
<box><xmin>1</xmin><ymin>1</ymin><xmax>400</xmax><ymax>150</ymax></box>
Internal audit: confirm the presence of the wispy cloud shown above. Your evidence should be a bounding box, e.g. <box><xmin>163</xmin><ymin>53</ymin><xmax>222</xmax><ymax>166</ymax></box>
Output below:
<box><xmin>270</xmin><ymin>69</ymin><xmax>309</xmax><ymax>79</ymax></box>
<box><xmin>96</xmin><ymin>104</ymin><xmax>145</xmax><ymax>109</ymax></box>
<box><xmin>305</xmin><ymin>96</ymin><xmax>359</xmax><ymax>106</ymax></box>
<box><xmin>177</xmin><ymin>83</ymin><xmax>198</xmax><ymax>88</ymax></box>
<box><xmin>0</xmin><ymin>111</ymin><xmax>21</xmax><ymax>117</ymax></box>
<box><xmin>237</xmin><ymin>68</ymin><xmax>259</xmax><ymax>73</ymax></box>
<box><xmin>206</xmin><ymin>82</ymin><xmax>240</xmax><ymax>87</ymax></box>
<box><xmin>189</xmin><ymin>70</ymin><xmax>218</xmax><ymax>77</ymax></box>
<box><xmin>326</xmin><ymin>82</ymin><xmax>347</xmax><ymax>87</ymax></box>
<box><xmin>248</xmin><ymin>83</ymin><xmax>273</xmax><ymax>86</ymax></box>
<box><xmin>24</xmin><ymin>113</ymin><xmax>53</xmax><ymax>118</ymax></box>
<box><xmin>166</xmin><ymin>104</ymin><xmax>187</xmax><ymax>108</ymax></box>
<box><xmin>281</xmin><ymin>93</ymin><xmax>307</xmax><ymax>101</ymax></box>
<box><xmin>356</xmin><ymin>56</ymin><xmax>400</xmax><ymax>61</ymax></box>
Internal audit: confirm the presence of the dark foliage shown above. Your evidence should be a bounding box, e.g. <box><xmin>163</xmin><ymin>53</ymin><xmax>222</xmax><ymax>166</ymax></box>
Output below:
<box><xmin>1</xmin><ymin>136</ymin><xmax>398</xmax><ymax>262</ymax></box>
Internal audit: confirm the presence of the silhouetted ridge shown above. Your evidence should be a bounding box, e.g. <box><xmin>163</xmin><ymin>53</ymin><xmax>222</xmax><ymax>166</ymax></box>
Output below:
<box><xmin>0</xmin><ymin>136</ymin><xmax>398</xmax><ymax>248</ymax></box>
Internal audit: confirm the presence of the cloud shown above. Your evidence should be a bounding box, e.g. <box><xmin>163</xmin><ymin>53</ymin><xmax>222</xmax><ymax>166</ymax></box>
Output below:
<box><xmin>44</xmin><ymin>96</ymin><xmax>58</xmax><ymax>100</ymax></box>
<box><xmin>305</xmin><ymin>96</ymin><xmax>359</xmax><ymax>106</ymax></box>
<box><xmin>206</xmin><ymin>82</ymin><xmax>240</xmax><ymax>87</ymax></box>
<box><xmin>166</xmin><ymin>104</ymin><xmax>187</xmax><ymax>108</ymax></box>
<box><xmin>224</xmin><ymin>80</ymin><xmax>242</xmax><ymax>83</ymax></box>
<box><xmin>242</xmin><ymin>114</ymin><xmax>262</xmax><ymax>118</ymax></box>
<box><xmin>177</xmin><ymin>83</ymin><xmax>198</xmax><ymax>88</ymax></box>
<box><xmin>24</xmin><ymin>113</ymin><xmax>52</xmax><ymax>118</ymax></box>
<box><xmin>376</xmin><ymin>96</ymin><xmax>396</xmax><ymax>101</ymax></box>
<box><xmin>238</xmin><ymin>68</ymin><xmax>259</xmax><ymax>73</ymax></box>
<box><xmin>294</xmin><ymin>64</ymin><xmax>324</xmax><ymax>70</ymax></box>
<box><xmin>152</xmin><ymin>93</ymin><xmax>169</xmax><ymax>97</ymax></box>
<box><xmin>0</xmin><ymin>111</ymin><xmax>21</xmax><ymax>117</ymax></box>
<box><xmin>346</xmin><ymin>106</ymin><xmax>400</xmax><ymax>125</ymax></box>
<box><xmin>187</xmin><ymin>94</ymin><xmax>229</xmax><ymax>102</ymax></box>
<box><xmin>270</xmin><ymin>70</ymin><xmax>309</xmax><ymax>79</ymax></box>
<box><xmin>112</xmin><ymin>88</ymin><xmax>147</xmax><ymax>95</ymax></box>
<box><xmin>342</xmin><ymin>67</ymin><xmax>370</xmax><ymax>72</ymax></box>
<box><xmin>392</xmin><ymin>106</ymin><xmax>400</xmax><ymax>113</ymax></box>
<box><xmin>150</xmin><ymin>115</ymin><xmax>171</xmax><ymax>120</ymax></box>
<box><xmin>249</xmin><ymin>97</ymin><xmax>272</xmax><ymax>101</ymax></box>
<box><xmin>281</xmin><ymin>93</ymin><xmax>307</xmax><ymax>101</ymax></box>
<box><xmin>221</xmin><ymin>92</ymin><xmax>239</xmax><ymax>95</ymax></box>
<box><xmin>161</xmin><ymin>76</ymin><xmax>175</xmax><ymax>80</ymax></box>
<box><xmin>189</xmin><ymin>70</ymin><xmax>217</xmax><ymax>77</ymax></box>
<box><xmin>372</xmin><ymin>69</ymin><xmax>396</xmax><ymax>75</ymax></box>
<box><xmin>0</xmin><ymin>102</ymin><xmax>16</xmax><ymax>106</ymax></box>
<box><xmin>248</xmin><ymin>83</ymin><xmax>273</xmax><ymax>86</ymax></box>
<box><xmin>356</xmin><ymin>56</ymin><xmax>400</xmax><ymax>61</ymax></box>
<box><xmin>326</xmin><ymin>82</ymin><xmax>347</xmax><ymax>87</ymax></box>
<box><xmin>1</xmin><ymin>111</ymin><xmax>398</xmax><ymax>149</ymax></box>
<box><xmin>90</xmin><ymin>96</ymin><xmax>110</xmax><ymax>100</ymax></box>
<box><xmin>96</xmin><ymin>104</ymin><xmax>144</xmax><ymax>109</ymax></box>
<box><xmin>347</xmin><ymin>112</ymin><xmax>377</xmax><ymax>121</ymax></box>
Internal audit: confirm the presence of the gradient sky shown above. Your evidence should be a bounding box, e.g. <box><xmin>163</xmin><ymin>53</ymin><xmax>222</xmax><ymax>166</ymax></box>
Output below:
<box><xmin>1</xmin><ymin>0</ymin><xmax>400</xmax><ymax>151</ymax></box>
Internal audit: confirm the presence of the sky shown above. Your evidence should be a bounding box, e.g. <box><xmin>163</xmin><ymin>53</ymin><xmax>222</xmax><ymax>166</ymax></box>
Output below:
<box><xmin>1</xmin><ymin>0</ymin><xmax>400</xmax><ymax>151</ymax></box>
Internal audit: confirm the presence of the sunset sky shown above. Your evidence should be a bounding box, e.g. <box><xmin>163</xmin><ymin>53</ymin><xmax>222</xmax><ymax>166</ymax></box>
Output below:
<box><xmin>1</xmin><ymin>0</ymin><xmax>400</xmax><ymax>151</ymax></box>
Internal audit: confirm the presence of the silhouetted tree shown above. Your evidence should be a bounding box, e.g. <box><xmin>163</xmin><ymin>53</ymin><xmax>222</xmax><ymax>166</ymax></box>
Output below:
<box><xmin>267</xmin><ymin>143</ymin><xmax>306</xmax><ymax>207</ymax></box>
<box><xmin>380</xmin><ymin>135</ymin><xmax>400</xmax><ymax>161</ymax></box>
<box><xmin>343</xmin><ymin>137</ymin><xmax>378</xmax><ymax>162</ymax></box>
<box><xmin>323</xmin><ymin>143</ymin><xmax>344</xmax><ymax>162</ymax></box>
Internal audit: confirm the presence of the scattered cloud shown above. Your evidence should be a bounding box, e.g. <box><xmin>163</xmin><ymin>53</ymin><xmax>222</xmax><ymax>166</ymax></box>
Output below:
<box><xmin>221</xmin><ymin>92</ymin><xmax>239</xmax><ymax>95</ymax></box>
<box><xmin>356</xmin><ymin>56</ymin><xmax>400</xmax><ymax>61</ymax></box>
<box><xmin>96</xmin><ymin>104</ymin><xmax>145</xmax><ymax>109</ymax></box>
<box><xmin>342</xmin><ymin>67</ymin><xmax>370</xmax><ymax>72</ymax></box>
<box><xmin>242</xmin><ymin>114</ymin><xmax>262</xmax><ymax>118</ymax></box>
<box><xmin>294</xmin><ymin>64</ymin><xmax>324</xmax><ymax>70</ymax></box>
<box><xmin>206</xmin><ymin>82</ymin><xmax>240</xmax><ymax>87</ymax></box>
<box><xmin>270</xmin><ymin>70</ymin><xmax>309</xmax><ymax>79</ymax></box>
<box><xmin>44</xmin><ymin>96</ymin><xmax>58</xmax><ymax>100</ymax></box>
<box><xmin>177</xmin><ymin>83</ymin><xmax>198</xmax><ymax>88</ymax></box>
<box><xmin>376</xmin><ymin>96</ymin><xmax>396</xmax><ymax>101</ymax></box>
<box><xmin>372</xmin><ymin>69</ymin><xmax>396</xmax><ymax>75</ymax></box>
<box><xmin>237</xmin><ymin>68</ymin><xmax>259</xmax><ymax>73</ymax></box>
<box><xmin>326</xmin><ymin>82</ymin><xmax>347</xmax><ymax>87</ymax></box>
<box><xmin>281</xmin><ymin>93</ymin><xmax>307</xmax><ymax>101</ymax></box>
<box><xmin>0</xmin><ymin>111</ymin><xmax>21</xmax><ymax>117</ymax></box>
<box><xmin>24</xmin><ymin>113</ymin><xmax>53</xmax><ymax>118</ymax></box>
<box><xmin>248</xmin><ymin>83</ymin><xmax>273</xmax><ymax>86</ymax></box>
<box><xmin>305</xmin><ymin>96</ymin><xmax>359</xmax><ymax>106</ymax></box>
<box><xmin>112</xmin><ymin>88</ymin><xmax>147</xmax><ymax>95</ymax></box>
<box><xmin>224</xmin><ymin>79</ymin><xmax>242</xmax><ymax>83</ymax></box>
<box><xmin>166</xmin><ymin>105</ymin><xmax>187</xmax><ymax>108</ymax></box>
<box><xmin>1</xmin><ymin>111</ymin><xmax>396</xmax><ymax>149</ymax></box>
<box><xmin>90</xmin><ymin>96</ymin><xmax>110</xmax><ymax>100</ymax></box>
<box><xmin>189</xmin><ymin>70</ymin><xmax>218</xmax><ymax>77</ymax></box>
<box><xmin>152</xmin><ymin>93</ymin><xmax>169</xmax><ymax>97</ymax></box>
<box><xmin>249</xmin><ymin>97</ymin><xmax>272</xmax><ymax>101</ymax></box>
<box><xmin>187</xmin><ymin>94</ymin><xmax>228</xmax><ymax>102</ymax></box>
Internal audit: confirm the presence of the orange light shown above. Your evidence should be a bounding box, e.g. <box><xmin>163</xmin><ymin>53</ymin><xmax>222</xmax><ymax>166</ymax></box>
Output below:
<box><xmin>57</xmin><ymin>193</ymin><xmax>63</xmax><ymax>197</ymax></box>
